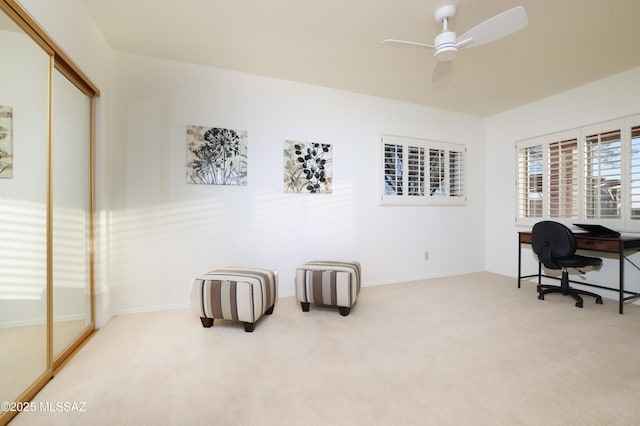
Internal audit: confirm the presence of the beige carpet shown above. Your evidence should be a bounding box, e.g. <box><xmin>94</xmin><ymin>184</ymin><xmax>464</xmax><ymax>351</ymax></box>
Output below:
<box><xmin>0</xmin><ymin>319</ymin><xmax>88</xmax><ymax>406</ymax></box>
<box><xmin>0</xmin><ymin>324</ymin><xmax>46</xmax><ymax>405</ymax></box>
<box><xmin>9</xmin><ymin>272</ymin><xmax>640</xmax><ymax>425</ymax></box>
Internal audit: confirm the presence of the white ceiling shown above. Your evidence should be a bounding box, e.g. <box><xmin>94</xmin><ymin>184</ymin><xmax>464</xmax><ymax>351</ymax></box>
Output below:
<box><xmin>80</xmin><ymin>0</ymin><xmax>640</xmax><ymax>117</ymax></box>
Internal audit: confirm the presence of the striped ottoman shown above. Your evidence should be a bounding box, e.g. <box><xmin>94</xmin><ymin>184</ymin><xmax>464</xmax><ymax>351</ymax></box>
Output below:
<box><xmin>191</xmin><ymin>267</ymin><xmax>278</xmax><ymax>332</ymax></box>
<box><xmin>295</xmin><ymin>260</ymin><xmax>361</xmax><ymax>316</ymax></box>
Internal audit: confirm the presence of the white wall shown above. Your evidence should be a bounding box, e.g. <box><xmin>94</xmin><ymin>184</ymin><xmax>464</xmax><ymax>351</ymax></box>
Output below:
<box><xmin>16</xmin><ymin>0</ymin><xmax>486</xmax><ymax>320</ymax></box>
<box><xmin>16</xmin><ymin>0</ymin><xmax>640</xmax><ymax>317</ymax></box>
<box><xmin>110</xmin><ymin>53</ymin><xmax>487</xmax><ymax>314</ymax></box>
<box><xmin>485</xmin><ymin>67</ymin><xmax>640</xmax><ymax>299</ymax></box>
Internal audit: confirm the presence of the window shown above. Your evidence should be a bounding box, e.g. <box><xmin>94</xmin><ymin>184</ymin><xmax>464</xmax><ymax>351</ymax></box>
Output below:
<box><xmin>584</xmin><ymin>129</ymin><xmax>621</xmax><ymax>219</ymax></box>
<box><xmin>383</xmin><ymin>143</ymin><xmax>403</xmax><ymax>196</ymax></box>
<box><xmin>381</xmin><ymin>134</ymin><xmax>466</xmax><ymax>205</ymax></box>
<box><xmin>549</xmin><ymin>138</ymin><xmax>578</xmax><ymax>218</ymax></box>
<box><xmin>516</xmin><ymin>115</ymin><xmax>640</xmax><ymax>230</ymax></box>
<box><xmin>517</xmin><ymin>144</ymin><xmax>543</xmax><ymax>218</ymax></box>
<box><xmin>408</xmin><ymin>146</ymin><xmax>425</xmax><ymax>196</ymax></box>
<box><xmin>450</xmin><ymin>150</ymin><xmax>464</xmax><ymax>197</ymax></box>
<box><xmin>630</xmin><ymin>125</ymin><xmax>640</xmax><ymax>219</ymax></box>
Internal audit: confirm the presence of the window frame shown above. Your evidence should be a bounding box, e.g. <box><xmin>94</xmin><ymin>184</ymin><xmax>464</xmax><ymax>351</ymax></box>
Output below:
<box><xmin>582</xmin><ymin>120</ymin><xmax>624</xmax><ymax>224</ymax></box>
<box><xmin>515</xmin><ymin>114</ymin><xmax>640</xmax><ymax>231</ymax></box>
<box><xmin>516</xmin><ymin>129</ymin><xmax>580</xmax><ymax>226</ymax></box>
<box><xmin>380</xmin><ymin>134</ymin><xmax>466</xmax><ymax>206</ymax></box>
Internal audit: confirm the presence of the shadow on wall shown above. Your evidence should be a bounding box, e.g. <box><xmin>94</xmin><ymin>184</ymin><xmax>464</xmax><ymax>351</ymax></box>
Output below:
<box><xmin>0</xmin><ymin>198</ymin><xmax>89</xmax><ymax>327</ymax></box>
<box><xmin>109</xmin><ymin>179</ymin><xmax>359</xmax><ymax>302</ymax></box>
<box><xmin>0</xmin><ymin>198</ymin><xmax>46</xmax><ymax>327</ymax></box>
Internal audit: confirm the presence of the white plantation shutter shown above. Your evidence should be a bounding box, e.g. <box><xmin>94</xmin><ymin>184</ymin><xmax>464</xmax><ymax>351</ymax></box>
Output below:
<box><xmin>407</xmin><ymin>146</ymin><xmax>425</xmax><ymax>196</ymax></box>
<box><xmin>450</xmin><ymin>149</ymin><xmax>465</xmax><ymax>197</ymax></box>
<box><xmin>516</xmin><ymin>115</ymin><xmax>640</xmax><ymax>230</ymax></box>
<box><xmin>630</xmin><ymin>125</ymin><xmax>640</xmax><ymax>220</ymax></box>
<box><xmin>548</xmin><ymin>138</ymin><xmax>578</xmax><ymax>219</ymax></box>
<box><xmin>584</xmin><ymin>128</ymin><xmax>622</xmax><ymax>220</ymax></box>
<box><xmin>383</xmin><ymin>143</ymin><xmax>403</xmax><ymax>196</ymax></box>
<box><xmin>517</xmin><ymin>143</ymin><xmax>543</xmax><ymax>220</ymax></box>
<box><xmin>429</xmin><ymin>148</ymin><xmax>445</xmax><ymax>196</ymax></box>
<box><xmin>381</xmin><ymin>134</ymin><xmax>466</xmax><ymax>205</ymax></box>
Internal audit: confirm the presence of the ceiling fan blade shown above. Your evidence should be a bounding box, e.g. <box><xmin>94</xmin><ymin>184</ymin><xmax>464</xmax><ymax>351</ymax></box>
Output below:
<box><xmin>432</xmin><ymin>60</ymin><xmax>452</xmax><ymax>83</ymax></box>
<box><xmin>381</xmin><ymin>39</ymin><xmax>435</xmax><ymax>49</ymax></box>
<box><xmin>457</xmin><ymin>6</ymin><xmax>528</xmax><ymax>48</ymax></box>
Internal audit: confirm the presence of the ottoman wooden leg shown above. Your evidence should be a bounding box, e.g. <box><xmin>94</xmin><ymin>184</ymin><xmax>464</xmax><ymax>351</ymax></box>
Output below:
<box><xmin>243</xmin><ymin>322</ymin><xmax>256</xmax><ymax>332</ymax></box>
<box><xmin>200</xmin><ymin>317</ymin><xmax>214</xmax><ymax>328</ymax></box>
<box><xmin>301</xmin><ymin>302</ymin><xmax>310</xmax><ymax>312</ymax></box>
<box><xmin>339</xmin><ymin>307</ymin><xmax>351</xmax><ymax>317</ymax></box>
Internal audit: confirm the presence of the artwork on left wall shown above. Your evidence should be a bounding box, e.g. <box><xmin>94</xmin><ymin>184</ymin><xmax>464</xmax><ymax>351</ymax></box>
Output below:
<box><xmin>0</xmin><ymin>105</ymin><xmax>13</xmax><ymax>179</ymax></box>
<box><xmin>283</xmin><ymin>140</ymin><xmax>332</xmax><ymax>194</ymax></box>
<box><xmin>186</xmin><ymin>125</ymin><xmax>248</xmax><ymax>185</ymax></box>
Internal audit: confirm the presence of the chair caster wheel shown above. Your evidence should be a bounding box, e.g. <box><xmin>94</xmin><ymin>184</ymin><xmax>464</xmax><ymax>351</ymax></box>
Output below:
<box><xmin>575</xmin><ymin>302</ymin><xmax>583</xmax><ymax>308</ymax></box>
<box><xmin>596</xmin><ymin>298</ymin><xmax>603</xmax><ymax>304</ymax></box>
<box><xmin>538</xmin><ymin>294</ymin><xmax>544</xmax><ymax>300</ymax></box>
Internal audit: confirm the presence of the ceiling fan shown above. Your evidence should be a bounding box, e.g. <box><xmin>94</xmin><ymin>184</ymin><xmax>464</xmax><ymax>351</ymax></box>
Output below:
<box><xmin>382</xmin><ymin>4</ymin><xmax>528</xmax><ymax>82</ymax></box>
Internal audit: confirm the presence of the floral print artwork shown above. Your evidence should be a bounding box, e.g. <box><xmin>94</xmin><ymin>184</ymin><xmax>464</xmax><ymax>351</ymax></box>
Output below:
<box><xmin>284</xmin><ymin>140</ymin><xmax>332</xmax><ymax>194</ymax></box>
<box><xmin>0</xmin><ymin>106</ymin><xmax>13</xmax><ymax>179</ymax></box>
<box><xmin>186</xmin><ymin>125</ymin><xmax>247</xmax><ymax>185</ymax></box>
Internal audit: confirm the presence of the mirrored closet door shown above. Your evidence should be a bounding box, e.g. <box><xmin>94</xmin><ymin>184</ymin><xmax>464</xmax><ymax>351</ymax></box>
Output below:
<box><xmin>0</xmin><ymin>2</ymin><xmax>98</xmax><ymax>424</ymax></box>
<box><xmin>0</xmin><ymin>6</ymin><xmax>51</xmax><ymax>408</ymax></box>
<box><xmin>52</xmin><ymin>68</ymin><xmax>93</xmax><ymax>360</ymax></box>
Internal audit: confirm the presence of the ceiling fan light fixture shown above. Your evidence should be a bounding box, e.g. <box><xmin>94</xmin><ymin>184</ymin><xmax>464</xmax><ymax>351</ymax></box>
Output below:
<box><xmin>434</xmin><ymin>30</ymin><xmax>457</xmax><ymax>62</ymax></box>
<box><xmin>435</xmin><ymin>47</ymin><xmax>457</xmax><ymax>62</ymax></box>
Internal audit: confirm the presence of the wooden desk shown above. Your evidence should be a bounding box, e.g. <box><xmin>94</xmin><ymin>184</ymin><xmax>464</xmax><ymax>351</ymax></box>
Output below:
<box><xmin>518</xmin><ymin>231</ymin><xmax>640</xmax><ymax>314</ymax></box>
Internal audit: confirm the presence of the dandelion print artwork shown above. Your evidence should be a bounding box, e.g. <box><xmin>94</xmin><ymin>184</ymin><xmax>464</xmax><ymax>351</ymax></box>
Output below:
<box><xmin>284</xmin><ymin>140</ymin><xmax>332</xmax><ymax>194</ymax></box>
<box><xmin>186</xmin><ymin>125</ymin><xmax>247</xmax><ymax>185</ymax></box>
<box><xmin>0</xmin><ymin>105</ymin><xmax>13</xmax><ymax>179</ymax></box>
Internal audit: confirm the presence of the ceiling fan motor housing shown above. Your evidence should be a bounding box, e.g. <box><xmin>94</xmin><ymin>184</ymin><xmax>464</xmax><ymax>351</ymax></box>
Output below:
<box><xmin>435</xmin><ymin>4</ymin><xmax>456</xmax><ymax>22</ymax></box>
<box><xmin>434</xmin><ymin>31</ymin><xmax>457</xmax><ymax>62</ymax></box>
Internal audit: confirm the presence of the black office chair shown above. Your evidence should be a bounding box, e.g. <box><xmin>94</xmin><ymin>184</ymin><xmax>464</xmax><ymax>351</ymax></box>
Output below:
<box><xmin>531</xmin><ymin>221</ymin><xmax>603</xmax><ymax>308</ymax></box>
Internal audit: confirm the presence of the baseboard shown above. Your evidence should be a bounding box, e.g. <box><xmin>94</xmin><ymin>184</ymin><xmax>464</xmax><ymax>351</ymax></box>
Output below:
<box><xmin>365</xmin><ymin>270</ymin><xmax>484</xmax><ymax>288</ymax></box>
<box><xmin>109</xmin><ymin>271</ymin><xmax>489</xmax><ymax>318</ymax></box>
<box><xmin>0</xmin><ymin>313</ymin><xmax>85</xmax><ymax>329</ymax></box>
<box><xmin>113</xmin><ymin>302</ymin><xmax>191</xmax><ymax>316</ymax></box>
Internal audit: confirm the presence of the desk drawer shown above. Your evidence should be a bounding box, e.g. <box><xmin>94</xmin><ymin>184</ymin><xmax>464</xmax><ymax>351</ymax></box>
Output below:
<box><xmin>519</xmin><ymin>233</ymin><xmax>532</xmax><ymax>244</ymax></box>
<box><xmin>519</xmin><ymin>232</ymin><xmax>619</xmax><ymax>253</ymax></box>
<box><xmin>575</xmin><ymin>237</ymin><xmax>619</xmax><ymax>252</ymax></box>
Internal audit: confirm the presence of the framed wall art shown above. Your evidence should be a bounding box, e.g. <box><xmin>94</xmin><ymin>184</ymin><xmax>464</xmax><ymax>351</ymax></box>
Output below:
<box><xmin>283</xmin><ymin>140</ymin><xmax>332</xmax><ymax>194</ymax></box>
<box><xmin>0</xmin><ymin>105</ymin><xmax>13</xmax><ymax>179</ymax></box>
<box><xmin>186</xmin><ymin>125</ymin><xmax>248</xmax><ymax>185</ymax></box>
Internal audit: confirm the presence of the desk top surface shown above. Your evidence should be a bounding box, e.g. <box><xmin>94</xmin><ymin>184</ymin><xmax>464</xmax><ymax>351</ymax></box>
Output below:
<box><xmin>519</xmin><ymin>231</ymin><xmax>640</xmax><ymax>240</ymax></box>
<box><xmin>519</xmin><ymin>231</ymin><xmax>640</xmax><ymax>252</ymax></box>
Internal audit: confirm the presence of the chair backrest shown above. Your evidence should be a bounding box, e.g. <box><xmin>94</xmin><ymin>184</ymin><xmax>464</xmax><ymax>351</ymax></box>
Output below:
<box><xmin>531</xmin><ymin>221</ymin><xmax>577</xmax><ymax>269</ymax></box>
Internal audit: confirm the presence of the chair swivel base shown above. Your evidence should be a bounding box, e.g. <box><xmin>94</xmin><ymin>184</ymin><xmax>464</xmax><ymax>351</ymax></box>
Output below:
<box><xmin>537</xmin><ymin>271</ymin><xmax>603</xmax><ymax>308</ymax></box>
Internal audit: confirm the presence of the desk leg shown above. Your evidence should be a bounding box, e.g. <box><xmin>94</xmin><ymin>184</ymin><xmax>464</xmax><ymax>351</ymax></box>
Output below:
<box><xmin>619</xmin><ymin>245</ymin><xmax>624</xmax><ymax>314</ymax></box>
<box><xmin>518</xmin><ymin>242</ymin><xmax>522</xmax><ymax>288</ymax></box>
<box><xmin>538</xmin><ymin>262</ymin><xmax>542</xmax><ymax>286</ymax></box>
